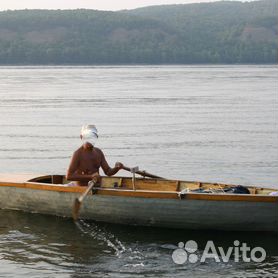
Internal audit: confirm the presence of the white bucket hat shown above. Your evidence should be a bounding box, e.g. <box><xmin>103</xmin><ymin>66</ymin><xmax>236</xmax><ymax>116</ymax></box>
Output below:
<box><xmin>81</xmin><ymin>125</ymin><xmax>98</xmax><ymax>146</ymax></box>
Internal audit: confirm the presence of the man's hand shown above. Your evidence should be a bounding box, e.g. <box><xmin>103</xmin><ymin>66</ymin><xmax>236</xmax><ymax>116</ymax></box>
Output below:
<box><xmin>91</xmin><ymin>172</ymin><xmax>100</xmax><ymax>183</ymax></box>
<box><xmin>115</xmin><ymin>162</ymin><xmax>124</xmax><ymax>170</ymax></box>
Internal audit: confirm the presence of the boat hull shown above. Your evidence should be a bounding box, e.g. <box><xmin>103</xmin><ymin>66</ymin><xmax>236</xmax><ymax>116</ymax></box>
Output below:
<box><xmin>0</xmin><ymin>185</ymin><xmax>277</xmax><ymax>232</ymax></box>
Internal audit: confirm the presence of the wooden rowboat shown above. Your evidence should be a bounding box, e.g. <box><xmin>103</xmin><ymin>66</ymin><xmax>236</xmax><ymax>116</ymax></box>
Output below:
<box><xmin>0</xmin><ymin>174</ymin><xmax>277</xmax><ymax>232</ymax></box>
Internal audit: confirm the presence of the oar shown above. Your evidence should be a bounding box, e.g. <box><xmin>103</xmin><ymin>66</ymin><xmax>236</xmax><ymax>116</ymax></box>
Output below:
<box><xmin>122</xmin><ymin>165</ymin><xmax>165</xmax><ymax>179</ymax></box>
<box><xmin>72</xmin><ymin>179</ymin><xmax>96</xmax><ymax>222</ymax></box>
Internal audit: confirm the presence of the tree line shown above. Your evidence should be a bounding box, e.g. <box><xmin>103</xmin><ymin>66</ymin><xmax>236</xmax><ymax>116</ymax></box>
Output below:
<box><xmin>0</xmin><ymin>0</ymin><xmax>277</xmax><ymax>64</ymax></box>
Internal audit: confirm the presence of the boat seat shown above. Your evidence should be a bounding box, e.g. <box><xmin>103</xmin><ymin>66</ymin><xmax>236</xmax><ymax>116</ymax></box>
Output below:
<box><xmin>100</xmin><ymin>177</ymin><xmax>123</xmax><ymax>188</ymax></box>
<box><xmin>121</xmin><ymin>178</ymin><xmax>178</xmax><ymax>191</ymax></box>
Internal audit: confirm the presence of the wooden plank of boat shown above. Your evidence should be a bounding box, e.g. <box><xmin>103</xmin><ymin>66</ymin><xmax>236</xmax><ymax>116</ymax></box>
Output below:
<box><xmin>0</xmin><ymin>174</ymin><xmax>277</xmax><ymax>232</ymax></box>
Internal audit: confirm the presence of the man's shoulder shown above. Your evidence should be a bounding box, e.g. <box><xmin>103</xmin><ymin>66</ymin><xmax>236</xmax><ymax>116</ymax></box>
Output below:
<box><xmin>72</xmin><ymin>146</ymin><xmax>104</xmax><ymax>157</ymax></box>
<box><xmin>93</xmin><ymin>147</ymin><xmax>103</xmax><ymax>155</ymax></box>
<box><xmin>73</xmin><ymin>146</ymin><xmax>83</xmax><ymax>155</ymax></box>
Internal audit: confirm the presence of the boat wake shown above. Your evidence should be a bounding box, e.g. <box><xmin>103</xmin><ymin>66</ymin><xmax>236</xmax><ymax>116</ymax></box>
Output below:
<box><xmin>75</xmin><ymin>219</ymin><xmax>126</xmax><ymax>257</ymax></box>
<box><xmin>75</xmin><ymin>219</ymin><xmax>146</xmax><ymax>269</ymax></box>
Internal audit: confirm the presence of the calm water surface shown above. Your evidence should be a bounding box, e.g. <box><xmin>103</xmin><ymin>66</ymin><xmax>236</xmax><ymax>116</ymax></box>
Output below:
<box><xmin>0</xmin><ymin>65</ymin><xmax>277</xmax><ymax>277</ymax></box>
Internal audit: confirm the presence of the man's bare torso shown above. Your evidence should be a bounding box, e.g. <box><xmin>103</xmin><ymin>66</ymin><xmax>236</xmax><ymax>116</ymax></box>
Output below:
<box><xmin>67</xmin><ymin>146</ymin><xmax>110</xmax><ymax>186</ymax></box>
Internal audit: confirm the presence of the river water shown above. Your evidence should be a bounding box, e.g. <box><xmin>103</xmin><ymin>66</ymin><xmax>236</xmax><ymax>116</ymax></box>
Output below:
<box><xmin>0</xmin><ymin>65</ymin><xmax>277</xmax><ymax>277</ymax></box>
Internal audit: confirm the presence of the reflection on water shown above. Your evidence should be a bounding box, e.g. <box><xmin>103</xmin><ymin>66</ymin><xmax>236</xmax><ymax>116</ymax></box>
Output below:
<box><xmin>0</xmin><ymin>210</ymin><xmax>277</xmax><ymax>278</ymax></box>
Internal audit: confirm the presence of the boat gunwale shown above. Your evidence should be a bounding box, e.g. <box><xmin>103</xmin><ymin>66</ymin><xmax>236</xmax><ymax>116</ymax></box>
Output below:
<box><xmin>0</xmin><ymin>180</ymin><xmax>277</xmax><ymax>203</ymax></box>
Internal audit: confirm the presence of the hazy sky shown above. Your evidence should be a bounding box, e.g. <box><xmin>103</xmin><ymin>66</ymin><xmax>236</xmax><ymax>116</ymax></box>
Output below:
<box><xmin>0</xmin><ymin>0</ymin><xmax>247</xmax><ymax>11</ymax></box>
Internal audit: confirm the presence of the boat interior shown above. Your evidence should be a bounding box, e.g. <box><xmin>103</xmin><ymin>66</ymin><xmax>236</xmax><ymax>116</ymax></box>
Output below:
<box><xmin>27</xmin><ymin>175</ymin><xmax>277</xmax><ymax>195</ymax></box>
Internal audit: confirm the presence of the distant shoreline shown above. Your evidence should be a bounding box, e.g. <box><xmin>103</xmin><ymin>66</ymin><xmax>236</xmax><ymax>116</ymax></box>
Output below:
<box><xmin>0</xmin><ymin>63</ymin><xmax>277</xmax><ymax>67</ymax></box>
<box><xmin>0</xmin><ymin>1</ymin><xmax>277</xmax><ymax>64</ymax></box>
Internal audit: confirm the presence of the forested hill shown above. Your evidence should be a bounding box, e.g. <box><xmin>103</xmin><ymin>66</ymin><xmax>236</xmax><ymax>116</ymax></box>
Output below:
<box><xmin>0</xmin><ymin>0</ymin><xmax>277</xmax><ymax>64</ymax></box>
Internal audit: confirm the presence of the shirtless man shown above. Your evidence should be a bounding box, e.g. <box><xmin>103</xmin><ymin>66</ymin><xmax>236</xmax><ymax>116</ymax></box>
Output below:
<box><xmin>66</xmin><ymin>125</ymin><xmax>123</xmax><ymax>186</ymax></box>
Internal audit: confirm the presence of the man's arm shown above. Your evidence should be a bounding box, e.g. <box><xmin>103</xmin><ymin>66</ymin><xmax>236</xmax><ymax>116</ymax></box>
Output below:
<box><xmin>66</xmin><ymin>151</ymin><xmax>97</xmax><ymax>182</ymax></box>
<box><xmin>100</xmin><ymin>150</ymin><xmax>123</xmax><ymax>176</ymax></box>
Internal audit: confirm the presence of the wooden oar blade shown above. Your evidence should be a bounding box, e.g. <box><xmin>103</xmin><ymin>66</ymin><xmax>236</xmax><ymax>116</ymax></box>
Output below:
<box><xmin>72</xmin><ymin>197</ymin><xmax>81</xmax><ymax>222</ymax></box>
<box><xmin>72</xmin><ymin>180</ymin><xmax>96</xmax><ymax>222</ymax></box>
